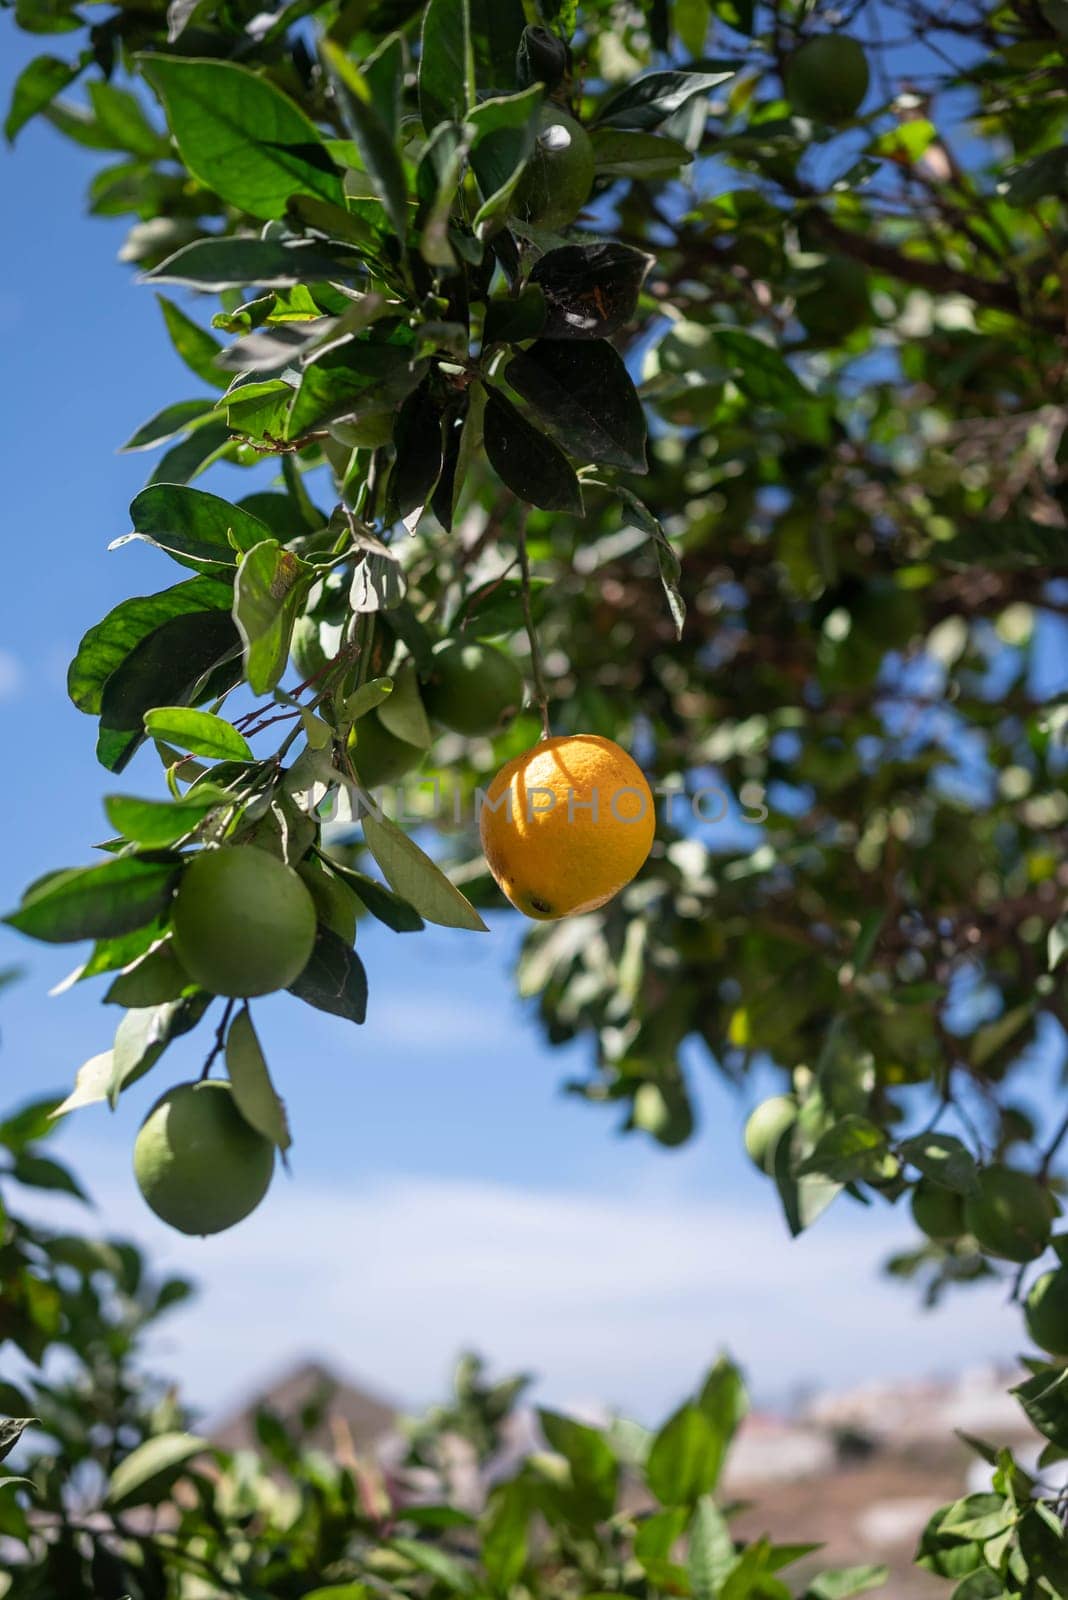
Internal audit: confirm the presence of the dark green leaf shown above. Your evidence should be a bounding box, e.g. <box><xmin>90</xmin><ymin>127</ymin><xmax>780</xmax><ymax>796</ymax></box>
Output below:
<box><xmin>10</xmin><ymin>1153</ymin><xmax>88</xmax><ymax>1201</ymax></box>
<box><xmin>287</xmin><ymin>925</ymin><xmax>368</xmax><ymax>1023</ymax></box>
<box><xmin>711</xmin><ymin>326</ymin><xmax>807</xmax><ymax>403</ymax></box>
<box><xmin>104</xmin><ymin>790</ymin><xmax>230</xmax><ymax>847</ymax></box>
<box><xmin>122</xmin><ymin>484</ymin><xmax>272</xmax><ymax>575</ymax></box>
<box><xmin>389</xmin><ymin>382</ymin><xmax>444</xmax><ymax>523</ymax></box>
<box><xmin>936</xmin><ymin>519</ymin><xmax>1068</xmax><ymax>569</ymax></box>
<box><xmin>145</xmin><ymin>235</ymin><xmax>365</xmax><ymax>290</ymax></box>
<box><xmin>539</xmin><ymin>1410</ymin><xmax>619</xmax><ymax>1524</ymax></box>
<box><xmin>484</xmin><ymin>389</ymin><xmax>583</xmax><ymax>512</ymax></box>
<box><xmin>419</xmin><ymin>0</ymin><xmax>474</xmax><ymax>133</ymax></box>
<box><xmin>529</xmin><ymin>242</ymin><xmax>653</xmax><ymax>339</ymax></box>
<box><xmin>483</xmin><ymin>284</ymin><xmax>546</xmax><ymax>345</ymax></box>
<box><xmin>646</xmin><ymin>1402</ymin><xmax>726</xmax><ymax>1507</ymax></box>
<box><xmin>147</xmin><ymin>418</ymin><xmax>234</xmax><ymax>486</ymax></box>
<box><xmin>5</xmin><ymin>53</ymin><xmax>79</xmax><ymax>144</ymax></box>
<box><xmin>141</xmin><ymin>56</ymin><xmax>343</xmax><ymax>220</ymax></box>
<box><xmin>317</xmin><ymin>855</ymin><xmax>425</xmax><ymax>932</ymax></box>
<box><xmin>505</xmin><ymin>339</ymin><xmax>647</xmax><ymax>472</ymax></box>
<box><xmin>798</xmin><ymin>1115</ymin><xmax>895</xmax><ymax>1183</ymax></box>
<box><xmin>4</xmin><ymin>857</ymin><xmax>180</xmax><ymax>945</ymax></box>
<box><xmin>68</xmin><ymin>576</ymin><xmax>234</xmax><ymax>716</ymax></box>
<box><xmin>898</xmin><ymin>1134</ymin><xmax>980</xmax><ymax>1196</ymax></box>
<box><xmin>602</xmin><ymin>484</ymin><xmax>685</xmax><ymax>637</ymax></box>
<box><xmin>1002</xmin><ymin>146</ymin><xmax>1068</xmax><ymax>206</ymax></box>
<box><xmin>97</xmin><ymin>609</ymin><xmax>243</xmax><ymax>772</ymax></box>
<box><xmin>1013</xmin><ymin>1366</ymin><xmax>1068</xmax><ymax>1449</ymax></box>
<box><xmin>105</xmin><ymin>1433</ymin><xmax>208</xmax><ymax>1510</ymax></box>
<box><xmin>321</xmin><ymin>42</ymin><xmax>409</xmax><ymax>239</ymax></box>
<box><xmin>227</xmin><ymin>1005</ymin><xmax>291</xmax><ymax>1148</ymax></box>
<box><xmin>0</xmin><ymin>1419</ymin><xmax>37</xmax><ymax>1466</ymax></box>
<box><xmin>119</xmin><ymin>399</ymin><xmax>218</xmax><ymax>453</ymax></box>
<box><xmin>156</xmin><ymin>294</ymin><xmax>228</xmax><ymax>388</ymax></box>
<box><xmin>591</xmin><ymin>128</ymin><xmax>693</xmax><ymax>178</ymax></box>
<box><xmin>87</xmin><ymin>80</ymin><xmax>167</xmax><ymax>158</ymax></box>
<box><xmin>469</xmin><ymin>86</ymin><xmax>542</xmax><ymax>229</ymax></box>
<box><xmin>364</xmin><ymin>31</ymin><xmax>405</xmax><ymax>136</ymax></box>
<box><xmin>596</xmin><ymin>67</ymin><xmax>735</xmax><ymax>130</ymax></box>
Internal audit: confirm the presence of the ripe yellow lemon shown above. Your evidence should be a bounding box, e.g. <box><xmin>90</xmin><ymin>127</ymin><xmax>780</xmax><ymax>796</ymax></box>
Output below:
<box><xmin>134</xmin><ymin>1080</ymin><xmax>274</xmax><ymax>1236</ymax></box>
<box><xmin>479</xmin><ymin>734</ymin><xmax>655</xmax><ymax>920</ymax></box>
<box><xmin>171</xmin><ymin>847</ymin><xmax>316</xmax><ymax>998</ymax></box>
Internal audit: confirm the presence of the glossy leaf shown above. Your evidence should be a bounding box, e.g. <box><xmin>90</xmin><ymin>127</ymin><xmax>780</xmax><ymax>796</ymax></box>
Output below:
<box><xmin>3</xmin><ymin>857</ymin><xmax>180</xmax><ymax>945</ymax></box>
<box><xmin>142</xmin><ymin>708</ymin><xmax>253</xmax><ymax>761</ymax></box>
<box><xmin>234</xmin><ymin>540</ymin><xmax>313</xmax><ymax>694</ymax></box>
<box><xmin>318</xmin><ymin>856</ymin><xmax>425</xmax><ymax>932</ymax></box>
<box><xmin>97</xmin><ymin>610</ymin><xmax>242</xmax><ymax>772</ymax></box>
<box><xmin>145</xmin><ymin>235</ymin><xmax>365</xmax><ymax>290</ymax></box>
<box><xmin>419</xmin><ymin>0</ymin><xmax>474</xmax><ymax>133</ymax></box>
<box><xmin>361</xmin><ymin>811</ymin><xmax>488</xmax><ymax>931</ymax></box>
<box><xmin>68</xmin><ymin>577</ymin><xmax>234</xmax><ymax>715</ymax></box>
<box><xmin>142</xmin><ymin>56</ymin><xmax>344</xmax><ymax>220</ymax></box>
<box><xmin>119</xmin><ymin>399</ymin><xmax>218</xmax><ymax>453</ymax></box>
<box><xmin>321</xmin><ymin>42</ymin><xmax>409</xmax><ymax>239</ymax></box>
<box><xmin>122</xmin><ymin>485</ymin><xmax>272</xmax><ymax>575</ymax></box>
<box><xmin>287</xmin><ymin>924</ymin><xmax>368</xmax><ymax>1023</ymax></box>
<box><xmin>484</xmin><ymin>389</ymin><xmax>583</xmax><ymax>512</ymax></box>
<box><xmin>529</xmin><ymin>242</ymin><xmax>653</xmax><ymax>339</ymax></box>
<box><xmin>596</xmin><ymin>67</ymin><xmax>735</xmax><ymax>130</ymax></box>
<box><xmin>156</xmin><ymin>294</ymin><xmax>228</xmax><ymax>388</ymax></box>
<box><xmin>591</xmin><ymin>128</ymin><xmax>693</xmax><ymax>178</ymax></box>
<box><xmin>5</xmin><ymin>53</ymin><xmax>79</xmax><ymax>144</ymax></box>
<box><xmin>505</xmin><ymin>339</ymin><xmax>647</xmax><ymax>472</ymax></box>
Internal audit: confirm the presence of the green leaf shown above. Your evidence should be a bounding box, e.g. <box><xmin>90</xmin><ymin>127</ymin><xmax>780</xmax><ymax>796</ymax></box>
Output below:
<box><xmin>316</xmin><ymin>855</ymin><xmax>424</xmax><ymax>932</ymax></box>
<box><xmin>68</xmin><ymin>576</ymin><xmax>234</xmax><ymax>715</ymax></box>
<box><xmin>122</xmin><ymin>485</ymin><xmax>272</xmax><ymax>575</ymax></box>
<box><xmin>287</xmin><ymin>925</ymin><xmax>368</xmax><ymax>1023</ymax></box>
<box><xmin>482</xmin><ymin>1480</ymin><xmax>531</xmax><ymax>1589</ymax></box>
<box><xmin>87</xmin><ymin>80</ymin><xmax>167</xmax><ymax>159</ymax></box>
<box><xmin>419</xmin><ymin>0</ymin><xmax>475</xmax><ymax>133</ymax></box>
<box><xmin>104</xmin><ymin>790</ymin><xmax>231</xmax><ymax>848</ymax></box>
<box><xmin>289</xmin><ymin>335</ymin><xmax>425</xmax><ymax>437</ymax></box>
<box><xmin>391</xmin><ymin>1537</ymin><xmax>475</xmax><ymax>1593</ymax></box>
<box><xmin>377</xmin><ymin>666</ymin><xmax>432</xmax><ymax>747</ymax></box>
<box><xmin>52</xmin><ymin>1053</ymin><xmax>115</xmax><ymax>1118</ymax></box>
<box><xmin>4</xmin><ymin>857</ymin><xmax>180</xmax><ymax>945</ymax></box>
<box><xmin>1002</xmin><ymin>146</ymin><xmax>1068</xmax><ymax>206</ymax></box>
<box><xmin>484</xmin><ymin>389</ymin><xmax>583</xmax><ymax>513</ymax></box>
<box><xmin>468</xmin><ymin>85</ymin><xmax>543</xmax><ymax>230</ymax></box>
<box><xmin>689</xmin><ymin>1496</ymin><xmax>735</xmax><ymax>1600</ymax></box>
<box><xmin>364</xmin><ymin>31</ymin><xmax>405</xmax><ymax>136</ymax></box>
<box><xmin>606</xmin><ymin>485</ymin><xmax>685</xmax><ymax>638</ymax></box>
<box><xmin>110</xmin><ymin>996</ymin><xmax>209</xmax><ymax>1104</ymax></box>
<box><xmin>147</xmin><ymin>418</ymin><xmax>234</xmax><ymax>487</ymax></box>
<box><xmin>361</xmin><ymin>811</ymin><xmax>488</xmax><ymax>931</ymax></box>
<box><xmin>0</xmin><ymin>1418</ymin><xmax>37</xmax><ymax>1466</ymax></box>
<box><xmin>104</xmin><ymin>942</ymin><xmax>192</xmax><ymax>1006</ymax></box>
<box><xmin>145</xmin><ymin>234</ymin><xmax>365</xmax><ymax>290</ymax></box>
<box><xmin>389</xmin><ymin>383</ymin><xmax>444</xmax><ymax>524</ymax></box>
<box><xmin>321</xmin><ymin>41</ymin><xmax>409</xmax><ymax>239</ymax></box>
<box><xmin>898</xmin><ymin>1134</ymin><xmax>980</xmax><ymax>1197</ymax></box>
<box><xmin>470</xmin><ymin>0</ymin><xmax>527</xmax><ymax>86</ymax></box>
<box><xmin>646</xmin><ymin>1402</ymin><xmax>727</xmax><ymax>1507</ymax></box>
<box><xmin>505</xmin><ymin>339</ymin><xmax>647</xmax><ymax>473</ymax></box>
<box><xmin>10</xmin><ymin>1153</ymin><xmax>88</xmax><ymax>1201</ymax></box>
<box><xmin>1013</xmin><ymin>1366</ymin><xmax>1068</xmax><ymax>1449</ymax></box>
<box><xmin>0</xmin><ymin>1097</ymin><xmax>63</xmax><ymax>1151</ymax></box>
<box><xmin>484</xmin><ymin>284</ymin><xmax>546</xmax><ymax>346</ymax></box>
<box><xmin>97</xmin><ymin>610</ymin><xmax>243</xmax><ymax>773</ymax></box>
<box><xmin>710</xmin><ymin>326</ymin><xmax>807</xmax><ymax>404</ymax></box>
<box><xmin>105</xmin><ymin>1432</ymin><xmax>208</xmax><ymax>1510</ymax></box>
<box><xmin>539</xmin><ymin>1410</ymin><xmax>619</xmax><ymax>1524</ymax></box>
<box><xmin>5</xmin><ymin>53</ymin><xmax>79</xmax><ymax>144</ymax></box>
<box><xmin>596</xmin><ymin>67</ymin><xmax>734</xmax><ymax>130</ymax></box>
<box><xmin>234</xmin><ymin>540</ymin><xmax>313</xmax><ymax>695</ymax></box>
<box><xmin>798</xmin><ymin>1115</ymin><xmax>896</xmax><ymax>1183</ymax></box>
<box><xmin>804</xmin><ymin>1565</ymin><xmax>889</xmax><ymax>1599</ymax></box>
<box><xmin>119</xmin><ymin>399</ymin><xmax>218</xmax><ymax>453</ymax></box>
<box><xmin>156</xmin><ymin>294</ymin><xmax>228</xmax><ymax>388</ymax></box>
<box><xmin>591</xmin><ymin>127</ymin><xmax>693</xmax><ymax>179</ymax></box>
<box><xmin>142</xmin><ymin>708</ymin><xmax>253</xmax><ymax>761</ymax></box>
<box><xmin>226</xmin><ymin>1005</ymin><xmax>291</xmax><ymax>1149</ymax></box>
<box><xmin>530</xmin><ymin>242</ymin><xmax>653</xmax><ymax>340</ymax></box>
<box><xmin>141</xmin><ymin>56</ymin><xmax>343</xmax><ymax>220</ymax></box>
<box><xmin>936</xmin><ymin>519</ymin><xmax>1068</xmax><ymax>569</ymax></box>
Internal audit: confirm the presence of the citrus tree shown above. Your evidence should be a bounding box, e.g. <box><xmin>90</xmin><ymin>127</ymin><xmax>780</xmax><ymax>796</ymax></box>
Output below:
<box><xmin>3</xmin><ymin>0</ymin><xmax>1068</xmax><ymax>1591</ymax></box>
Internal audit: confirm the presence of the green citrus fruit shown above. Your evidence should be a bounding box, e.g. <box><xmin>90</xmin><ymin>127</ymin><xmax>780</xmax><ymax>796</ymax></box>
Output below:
<box><xmin>422</xmin><ymin>639</ymin><xmax>525</xmax><ymax>737</ymax></box>
<box><xmin>1025</xmin><ymin>1267</ymin><xmax>1068</xmax><ymax>1357</ymax></box>
<box><xmin>512</xmin><ymin>106</ymin><xmax>594</xmax><ymax>231</ymax></box>
<box><xmin>134</xmin><ymin>1080</ymin><xmax>274</xmax><ymax>1236</ymax></box>
<box><xmin>964</xmin><ymin>1164</ymin><xmax>1055</xmax><ymax>1262</ymax></box>
<box><xmin>911</xmin><ymin>1179</ymin><xmax>966</xmax><ymax>1242</ymax></box>
<box><xmin>171</xmin><ymin>848</ymin><xmax>317</xmax><ymax>998</ymax></box>
<box><xmin>786</xmin><ymin>35</ymin><xmax>870</xmax><ymax>122</ymax></box>
<box><xmin>795</xmin><ymin>257</ymin><xmax>871</xmax><ymax>341</ymax></box>
<box><xmin>290</xmin><ymin>615</ymin><xmax>329</xmax><ymax>681</ymax></box>
<box><xmin>346</xmin><ymin>713</ymin><xmax>424</xmax><ymax>787</ymax></box>
<box><xmin>744</xmin><ymin>1095</ymin><xmax>797</xmax><ymax>1175</ymax></box>
<box><xmin>297</xmin><ymin>857</ymin><xmax>359</xmax><ymax>945</ymax></box>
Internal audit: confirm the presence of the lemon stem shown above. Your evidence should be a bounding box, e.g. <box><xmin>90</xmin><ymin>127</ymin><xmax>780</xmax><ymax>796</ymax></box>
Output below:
<box><xmin>517</xmin><ymin>512</ymin><xmax>551</xmax><ymax>740</ymax></box>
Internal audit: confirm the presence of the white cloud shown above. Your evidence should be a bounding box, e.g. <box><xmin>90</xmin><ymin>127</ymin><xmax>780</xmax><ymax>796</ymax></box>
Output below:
<box><xmin>0</xmin><ymin>650</ymin><xmax>23</xmax><ymax>701</ymax></box>
<box><xmin>29</xmin><ymin>1159</ymin><xmax>1022</xmax><ymax>1426</ymax></box>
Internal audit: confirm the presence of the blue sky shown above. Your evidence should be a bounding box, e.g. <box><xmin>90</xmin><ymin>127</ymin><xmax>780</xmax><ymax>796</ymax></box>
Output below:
<box><xmin>0</xmin><ymin>29</ymin><xmax>1028</xmax><ymax>1427</ymax></box>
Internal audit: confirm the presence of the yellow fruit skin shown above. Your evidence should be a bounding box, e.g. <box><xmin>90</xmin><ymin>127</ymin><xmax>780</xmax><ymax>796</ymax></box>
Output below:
<box><xmin>134</xmin><ymin>1080</ymin><xmax>274</xmax><ymax>1236</ymax></box>
<box><xmin>479</xmin><ymin>734</ymin><xmax>655</xmax><ymax>920</ymax></box>
<box><xmin>172</xmin><ymin>848</ymin><xmax>317</xmax><ymax>998</ymax></box>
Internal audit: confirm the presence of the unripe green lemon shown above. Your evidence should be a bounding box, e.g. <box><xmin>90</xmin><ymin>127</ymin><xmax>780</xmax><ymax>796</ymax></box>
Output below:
<box><xmin>786</xmin><ymin>35</ymin><xmax>870</xmax><ymax>122</ymax></box>
<box><xmin>1025</xmin><ymin>1267</ymin><xmax>1068</xmax><ymax>1357</ymax></box>
<box><xmin>134</xmin><ymin>1080</ymin><xmax>274</xmax><ymax>1236</ymax></box>
<box><xmin>171</xmin><ymin>848</ymin><xmax>317</xmax><ymax>998</ymax></box>
<box><xmin>512</xmin><ymin>106</ymin><xmax>594</xmax><ymax>231</ymax></box>
<box><xmin>346</xmin><ymin>714</ymin><xmax>424</xmax><ymax>787</ymax></box>
<box><xmin>964</xmin><ymin>1164</ymin><xmax>1055</xmax><ymax>1263</ymax></box>
<box><xmin>744</xmin><ymin>1095</ymin><xmax>797</xmax><ymax>1174</ymax></box>
<box><xmin>422</xmin><ymin>639</ymin><xmax>524</xmax><ymax>737</ymax></box>
<box><xmin>632</xmin><ymin>1081</ymin><xmax>694</xmax><ymax>1147</ymax></box>
<box><xmin>290</xmin><ymin>615</ymin><xmax>329</xmax><ymax>681</ymax></box>
<box><xmin>911</xmin><ymin>1179</ymin><xmax>966</xmax><ymax>1243</ymax></box>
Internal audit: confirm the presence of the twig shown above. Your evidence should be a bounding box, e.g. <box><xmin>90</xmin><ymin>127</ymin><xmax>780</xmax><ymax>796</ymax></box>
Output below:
<box><xmin>517</xmin><ymin>510</ymin><xmax>551</xmax><ymax>740</ymax></box>
<box><xmin>200</xmin><ymin>998</ymin><xmax>236</xmax><ymax>1080</ymax></box>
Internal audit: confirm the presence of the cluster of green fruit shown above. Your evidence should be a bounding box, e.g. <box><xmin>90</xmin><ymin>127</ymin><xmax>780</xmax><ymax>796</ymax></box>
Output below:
<box><xmin>133</xmin><ymin>847</ymin><xmax>335</xmax><ymax>1236</ymax></box>
<box><xmin>342</xmin><ymin>638</ymin><xmax>525</xmax><ymax>788</ymax></box>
